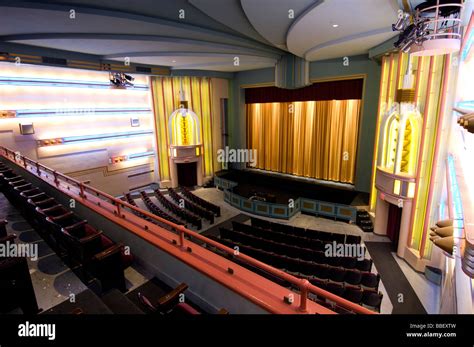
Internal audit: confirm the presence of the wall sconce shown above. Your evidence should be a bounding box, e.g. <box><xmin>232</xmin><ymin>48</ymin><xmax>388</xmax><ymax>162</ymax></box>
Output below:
<box><xmin>19</xmin><ymin>123</ymin><xmax>35</xmax><ymax>135</ymax></box>
<box><xmin>109</xmin><ymin>155</ymin><xmax>127</xmax><ymax>164</ymax></box>
<box><xmin>37</xmin><ymin>138</ymin><xmax>64</xmax><ymax>146</ymax></box>
<box><xmin>1</xmin><ymin>110</ymin><xmax>16</xmax><ymax>118</ymax></box>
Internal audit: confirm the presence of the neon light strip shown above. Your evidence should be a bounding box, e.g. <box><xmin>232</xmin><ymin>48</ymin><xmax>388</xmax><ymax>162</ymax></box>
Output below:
<box><xmin>15</xmin><ymin>108</ymin><xmax>152</xmax><ymax>118</ymax></box>
<box><xmin>0</xmin><ymin>77</ymin><xmax>148</xmax><ymax>90</ymax></box>
<box><xmin>456</xmin><ymin>100</ymin><xmax>474</xmax><ymax>111</ymax></box>
<box><xmin>461</xmin><ymin>29</ymin><xmax>473</xmax><ymax>61</ymax></box>
<box><xmin>127</xmin><ymin>151</ymin><xmax>155</xmax><ymax>160</ymax></box>
<box><xmin>447</xmin><ymin>154</ymin><xmax>464</xmax><ymax>228</ymax></box>
<box><xmin>58</xmin><ymin>130</ymin><xmax>153</xmax><ymax>145</ymax></box>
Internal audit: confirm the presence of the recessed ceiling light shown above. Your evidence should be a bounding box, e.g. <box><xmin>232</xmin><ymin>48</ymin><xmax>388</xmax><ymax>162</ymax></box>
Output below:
<box><xmin>172</xmin><ymin>60</ymin><xmax>176</xmax><ymax>63</ymax></box>
<box><xmin>332</xmin><ymin>24</ymin><xmax>339</xmax><ymax>28</ymax></box>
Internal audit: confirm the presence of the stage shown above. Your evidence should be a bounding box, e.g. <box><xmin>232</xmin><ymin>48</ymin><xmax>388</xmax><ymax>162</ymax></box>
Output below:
<box><xmin>216</xmin><ymin>169</ymin><xmax>368</xmax><ymax>207</ymax></box>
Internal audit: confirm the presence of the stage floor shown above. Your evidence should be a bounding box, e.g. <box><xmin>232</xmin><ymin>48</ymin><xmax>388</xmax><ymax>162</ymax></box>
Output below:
<box><xmin>217</xmin><ymin>170</ymin><xmax>368</xmax><ymax>206</ymax></box>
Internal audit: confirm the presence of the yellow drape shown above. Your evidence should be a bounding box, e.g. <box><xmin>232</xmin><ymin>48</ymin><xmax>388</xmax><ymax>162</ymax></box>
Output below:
<box><xmin>246</xmin><ymin>100</ymin><xmax>361</xmax><ymax>183</ymax></box>
<box><xmin>151</xmin><ymin>76</ymin><xmax>214</xmax><ymax>181</ymax></box>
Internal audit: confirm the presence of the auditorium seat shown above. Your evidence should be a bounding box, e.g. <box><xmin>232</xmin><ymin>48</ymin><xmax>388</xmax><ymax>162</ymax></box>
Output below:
<box><xmin>137</xmin><ymin>283</ymin><xmax>189</xmax><ymax>314</ymax></box>
<box><xmin>326</xmin><ymin>281</ymin><xmax>345</xmax><ymax>297</ymax></box>
<box><xmin>342</xmin><ymin>285</ymin><xmax>364</xmax><ymax>304</ymax></box>
<box><xmin>361</xmin><ymin>272</ymin><xmax>380</xmax><ymax>290</ymax></box>
<box><xmin>340</xmin><ymin>256</ymin><xmax>357</xmax><ymax>269</ymax></box>
<box><xmin>344</xmin><ymin>269</ymin><xmax>363</xmax><ymax>286</ymax></box>
<box><xmin>313</xmin><ymin>263</ymin><xmax>330</xmax><ymax>279</ymax></box>
<box><xmin>328</xmin><ymin>267</ymin><xmax>347</xmax><ymax>283</ymax></box>
<box><xmin>346</xmin><ymin>234</ymin><xmax>362</xmax><ymax>244</ymax></box>
<box><xmin>356</xmin><ymin>258</ymin><xmax>373</xmax><ymax>272</ymax></box>
<box><xmin>362</xmin><ymin>291</ymin><xmax>383</xmax><ymax>312</ymax></box>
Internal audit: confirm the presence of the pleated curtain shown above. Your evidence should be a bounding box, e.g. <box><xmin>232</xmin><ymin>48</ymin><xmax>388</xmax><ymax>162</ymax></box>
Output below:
<box><xmin>246</xmin><ymin>100</ymin><xmax>361</xmax><ymax>183</ymax></box>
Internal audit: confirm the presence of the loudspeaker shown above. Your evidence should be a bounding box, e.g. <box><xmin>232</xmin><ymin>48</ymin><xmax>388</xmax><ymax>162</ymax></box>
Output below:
<box><xmin>19</xmin><ymin>123</ymin><xmax>34</xmax><ymax>135</ymax></box>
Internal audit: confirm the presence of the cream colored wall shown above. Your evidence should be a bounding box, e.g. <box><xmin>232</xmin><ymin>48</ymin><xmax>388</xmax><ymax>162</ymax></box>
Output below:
<box><xmin>0</xmin><ymin>62</ymin><xmax>155</xmax><ymax>196</ymax></box>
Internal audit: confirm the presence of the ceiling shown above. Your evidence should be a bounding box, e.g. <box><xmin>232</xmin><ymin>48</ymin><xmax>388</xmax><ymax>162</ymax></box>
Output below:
<box><xmin>0</xmin><ymin>0</ymin><xmax>401</xmax><ymax>72</ymax></box>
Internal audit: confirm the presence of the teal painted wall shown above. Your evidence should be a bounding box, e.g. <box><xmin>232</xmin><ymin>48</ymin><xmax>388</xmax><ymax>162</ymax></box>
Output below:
<box><xmin>228</xmin><ymin>55</ymin><xmax>381</xmax><ymax>193</ymax></box>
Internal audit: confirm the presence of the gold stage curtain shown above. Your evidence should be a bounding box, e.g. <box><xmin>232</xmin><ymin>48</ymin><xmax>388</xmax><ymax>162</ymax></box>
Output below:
<box><xmin>151</xmin><ymin>76</ymin><xmax>214</xmax><ymax>181</ymax></box>
<box><xmin>246</xmin><ymin>100</ymin><xmax>361</xmax><ymax>183</ymax></box>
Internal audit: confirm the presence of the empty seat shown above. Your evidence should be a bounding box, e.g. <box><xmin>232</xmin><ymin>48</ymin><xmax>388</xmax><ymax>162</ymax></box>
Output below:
<box><xmin>345</xmin><ymin>235</ymin><xmax>362</xmax><ymax>244</ymax></box>
<box><xmin>328</xmin><ymin>267</ymin><xmax>346</xmax><ymax>283</ymax></box>
<box><xmin>361</xmin><ymin>272</ymin><xmax>380</xmax><ymax>290</ymax></box>
<box><xmin>356</xmin><ymin>258</ymin><xmax>373</xmax><ymax>272</ymax></box>
<box><xmin>342</xmin><ymin>285</ymin><xmax>363</xmax><ymax>304</ymax></box>
<box><xmin>362</xmin><ymin>291</ymin><xmax>383</xmax><ymax>312</ymax></box>
<box><xmin>312</xmin><ymin>263</ymin><xmax>329</xmax><ymax>279</ymax></box>
<box><xmin>345</xmin><ymin>269</ymin><xmax>363</xmax><ymax>285</ymax></box>
<box><xmin>326</xmin><ymin>281</ymin><xmax>345</xmax><ymax>297</ymax></box>
<box><xmin>340</xmin><ymin>256</ymin><xmax>357</xmax><ymax>269</ymax></box>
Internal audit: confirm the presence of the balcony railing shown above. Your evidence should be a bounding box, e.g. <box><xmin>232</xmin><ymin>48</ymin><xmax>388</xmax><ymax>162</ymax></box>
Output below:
<box><xmin>0</xmin><ymin>146</ymin><xmax>375</xmax><ymax>315</ymax></box>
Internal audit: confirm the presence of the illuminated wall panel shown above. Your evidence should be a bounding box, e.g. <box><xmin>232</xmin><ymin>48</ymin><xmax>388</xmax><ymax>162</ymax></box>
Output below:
<box><xmin>370</xmin><ymin>52</ymin><xmax>449</xmax><ymax>259</ymax></box>
<box><xmin>0</xmin><ymin>62</ymin><xmax>155</xmax><ymax>195</ymax></box>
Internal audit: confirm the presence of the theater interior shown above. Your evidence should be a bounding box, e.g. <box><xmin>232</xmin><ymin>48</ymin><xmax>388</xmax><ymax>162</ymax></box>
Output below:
<box><xmin>0</xmin><ymin>0</ymin><xmax>473</xmax><ymax>331</ymax></box>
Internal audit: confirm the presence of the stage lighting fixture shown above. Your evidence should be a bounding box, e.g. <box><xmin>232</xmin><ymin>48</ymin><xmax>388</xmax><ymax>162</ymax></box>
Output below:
<box><xmin>392</xmin><ymin>1</ymin><xmax>463</xmax><ymax>56</ymax></box>
<box><xmin>109</xmin><ymin>72</ymin><xmax>135</xmax><ymax>88</ymax></box>
<box><xmin>392</xmin><ymin>12</ymin><xmax>410</xmax><ymax>31</ymax></box>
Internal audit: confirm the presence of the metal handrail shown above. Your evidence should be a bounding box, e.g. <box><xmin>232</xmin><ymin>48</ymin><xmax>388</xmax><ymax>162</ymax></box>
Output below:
<box><xmin>1</xmin><ymin>146</ymin><xmax>375</xmax><ymax>314</ymax></box>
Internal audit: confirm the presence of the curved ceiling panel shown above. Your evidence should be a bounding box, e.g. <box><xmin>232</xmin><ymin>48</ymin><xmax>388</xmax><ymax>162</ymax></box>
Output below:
<box><xmin>241</xmin><ymin>0</ymin><xmax>316</xmax><ymax>49</ymax></box>
<box><xmin>287</xmin><ymin>0</ymin><xmax>399</xmax><ymax>59</ymax></box>
<box><xmin>0</xmin><ymin>6</ymin><xmax>279</xmax><ymax>53</ymax></box>
<box><xmin>189</xmin><ymin>0</ymin><xmax>270</xmax><ymax>44</ymax></box>
<box><xmin>305</xmin><ymin>31</ymin><xmax>396</xmax><ymax>61</ymax></box>
<box><xmin>110</xmin><ymin>55</ymin><xmax>276</xmax><ymax>72</ymax></box>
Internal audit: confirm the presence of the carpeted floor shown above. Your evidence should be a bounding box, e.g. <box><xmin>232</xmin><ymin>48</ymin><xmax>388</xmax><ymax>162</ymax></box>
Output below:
<box><xmin>365</xmin><ymin>242</ymin><xmax>426</xmax><ymax>314</ymax></box>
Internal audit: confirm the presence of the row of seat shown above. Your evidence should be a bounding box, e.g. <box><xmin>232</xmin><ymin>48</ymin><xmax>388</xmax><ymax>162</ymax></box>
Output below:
<box><xmin>250</xmin><ymin>217</ymin><xmax>362</xmax><ymax>244</ymax></box>
<box><xmin>215</xmin><ymin>236</ymin><xmax>381</xmax><ymax>311</ymax></box>
<box><xmin>0</xmin><ymin>161</ymin><xmax>133</xmax><ymax>293</ymax></box>
<box><xmin>153</xmin><ymin>189</ymin><xmax>202</xmax><ymax>229</ymax></box>
<box><xmin>224</xmin><ymin>226</ymin><xmax>372</xmax><ymax>272</ymax></box>
<box><xmin>217</xmin><ymin>232</ymin><xmax>379</xmax><ymax>289</ymax></box>
<box><xmin>180</xmin><ymin>186</ymin><xmax>221</xmax><ymax>217</ymax></box>
<box><xmin>232</xmin><ymin>221</ymin><xmax>372</xmax><ymax>271</ymax></box>
<box><xmin>168</xmin><ymin>188</ymin><xmax>214</xmax><ymax>224</ymax></box>
<box><xmin>139</xmin><ymin>192</ymin><xmax>182</xmax><ymax>226</ymax></box>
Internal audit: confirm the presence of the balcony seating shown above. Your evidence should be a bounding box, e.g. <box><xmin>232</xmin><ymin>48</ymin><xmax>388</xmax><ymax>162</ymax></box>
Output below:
<box><xmin>168</xmin><ymin>188</ymin><xmax>214</xmax><ymax>224</ymax></box>
<box><xmin>180</xmin><ymin>186</ymin><xmax>221</xmax><ymax>217</ymax></box>
<box><xmin>0</xmin><ymin>167</ymin><xmax>133</xmax><ymax>294</ymax></box>
<box><xmin>153</xmin><ymin>190</ymin><xmax>202</xmax><ymax>229</ymax></box>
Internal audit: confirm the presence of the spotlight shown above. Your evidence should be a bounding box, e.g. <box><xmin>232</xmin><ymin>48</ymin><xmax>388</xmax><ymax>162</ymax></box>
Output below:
<box><xmin>109</xmin><ymin>72</ymin><xmax>134</xmax><ymax>88</ymax></box>
<box><xmin>392</xmin><ymin>12</ymin><xmax>410</xmax><ymax>31</ymax></box>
